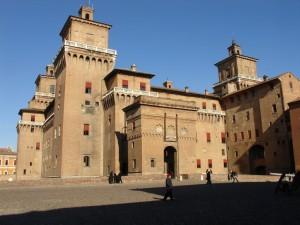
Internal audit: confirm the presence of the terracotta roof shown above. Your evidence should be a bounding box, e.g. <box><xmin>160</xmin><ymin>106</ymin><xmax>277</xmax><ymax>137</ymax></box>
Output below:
<box><xmin>0</xmin><ymin>148</ymin><xmax>17</xmax><ymax>156</ymax></box>
<box><xmin>214</xmin><ymin>54</ymin><xmax>258</xmax><ymax>66</ymax></box>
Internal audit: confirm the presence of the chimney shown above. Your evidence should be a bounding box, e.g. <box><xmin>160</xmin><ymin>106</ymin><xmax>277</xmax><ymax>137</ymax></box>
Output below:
<box><xmin>130</xmin><ymin>64</ymin><xmax>137</xmax><ymax>72</ymax></box>
<box><xmin>263</xmin><ymin>75</ymin><xmax>268</xmax><ymax>81</ymax></box>
<box><xmin>163</xmin><ymin>80</ymin><xmax>173</xmax><ymax>89</ymax></box>
<box><xmin>184</xmin><ymin>86</ymin><xmax>189</xmax><ymax>92</ymax></box>
<box><xmin>205</xmin><ymin>89</ymin><xmax>208</xmax><ymax>95</ymax></box>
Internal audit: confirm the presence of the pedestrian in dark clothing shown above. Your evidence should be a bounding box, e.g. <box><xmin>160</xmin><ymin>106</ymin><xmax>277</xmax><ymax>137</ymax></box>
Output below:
<box><xmin>117</xmin><ymin>172</ymin><xmax>123</xmax><ymax>183</ymax></box>
<box><xmin>108</xmin><ymin>171</ymin><xmax>114</xmax><ymax>184</ymax></box>
<box><xmin>231</xmin><ymin>170</ymin><xmax>239</xmax><ymax>183</ymax></box>
<box><xmin>206</xmin><ymin>169</ymin><xmax>212</xmax><ymax>184</ymax></box>
<box><xmin>274</xmin><ymin>173</ymin><xmax>289</xmax><ymax>194</ymax></box>
<box><xmin>113</xmin><ymin>173</ymin><xmax>117</xmax><ymax>183</ymax></box>
<box><xmin>163</xmin><ymin>174</ymin><xmax>174</xmax><ymax>200</ymax></box>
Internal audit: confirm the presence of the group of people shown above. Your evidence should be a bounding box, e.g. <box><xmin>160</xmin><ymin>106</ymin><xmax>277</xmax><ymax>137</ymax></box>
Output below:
<box><xmin>108</xmin><ymin>171</ymin><xmax>123</xmax><ymax>184</ymax></box>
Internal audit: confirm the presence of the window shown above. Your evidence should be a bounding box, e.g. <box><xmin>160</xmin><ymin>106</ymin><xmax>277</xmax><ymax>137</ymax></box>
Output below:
<box><xmin>241</xmin><ymin>132</ymin><xmax>244</xmax><ymax>140</ymax></box>
<box><xmin>289</xmin><ymin>82</ymin><xmax>293</xmax><ymax>89</ymax></box>
<box><xmin>255</xmin><ymin>129</ymin><xmax>259</xmax><ymax>137</ymax></box>
<box><xmin>132</xmin><ymin>159</ymin><xmax>137</xmax><ymax>169</ymax></box>
<box><xmin>85</xmin><ymin>82</ymin><xmax>92</xmax><ymax>94</ymax></box>
<box><xmin>85</xmin><ymin>13</ymin><xmax>90</xmax><ymax>20</ymax></box>
<box><xmin>131</xmin><ymin>141</ymin><xmax>134</xmax><ymax>149</ymax></box>
<box><xmin>23</xmin><ymin>169</ymin><xmax>26</xmax><ymax>175</ymax></box>
<box><xmin>208</xmin><ymin>159</ymin><xmax>213</xmax><ymax>168</ymax></box>
<box><xmin>85</xmin><ymin>100</ymin><xmax>91</xmax><ymax>106</ymax></box>
<box><xmin>122</xmin><ymin>80</ymin><xmax>128</xmax><ymax>89</ymax></box>
<box><xmin>234</xmin><ymin>133</ymin><xmax>237</xmax><ymax>142</ymax></box>
<box><xmin>221</xmin><ymin>132</ymin><xmax>226</xmax><ymax>143</ymax></box>
<box><xmin>31</xmin><ymin>115</ymin><xmax>35</xmax><ymax>122</ymax></box>
<box><xmin>206</xmin><ymin>132</ymin><xmax>211</xmax><ymax>142</ymax></box>
<box><xmin>29</xmin><ymin>162</ymin><xmax>32</xmax><ymax>166</ymax></box>
<box><xmin>246</xmin><ymin>111</ymin><xmax>250</xmax><ymax>121</ymax></box>
<box><xmin>0</xmin><ymin>160</ymin><xmax>1</xmax><ymax>165</ymax></box>
<box><xmin>234</xmin><ymin>151</ymin><xmax>238</xmax><ymax>158</ymax></box>
<box><xmin>222</xmin><ymin>149</ymin><xmax>225</xmax><ymax>156</ymax></box>
<box><xmin>226</xmin><ymin>132</ymin><xmax>229</xmax><ymax>138</ymax></box>
<box><xmin>248</xmin><ymin>130</ymin><xmax>252</xmax><ymax>139</ymax></box>
<box><xmin>223</xmin><ymin>159</ymin><xmax>228</xmax><ymax>168</ymax></box>
<box><xmin>5</xmin><ymin>160</ymin><xmax>8</xmax><ymax>165</ymax></box>
<box><xmin>140</xmin><ymin>82</ymin><xmax>146</xmax><ymax>91</ymax></box>
<box><xmin>83</xmin><ymin>156</ymin><xmax>90</xmax><ymax>167</ymax></box>
<box><xmin>14</xmin><ymin>160</ymin><xmax>16</xmax><ymax>166</ymax></box>
<box><xmin>36</xmin><ymin>142</ymin><xmax>40</xmax><ymax>150</ymax></box>
<box><xmin>232</xmin><ymin>115</ymin><xmax>236</xmax><ymax>123</ymax></box>
<box><xmin>83</xmin><ymin>124</ymin><xmax>90</xmax><ymax>136</ymax></box>
<box><xmin>49</xmin><ymin>85</ymin><xmax>55</xmax><ymax>94</ymax></box>
<box><xmin>151</xmin><ymin>159</ymin><xmax>155</xmax><ymax>168</ymax></box>
<box><xmin>202</xmin><ymin>102</ymin><xmax>207</xmax><ymax>109</ymax></box>
<box><xmin>133</xmin><ymin>121</ymin><xmax>136</xmax><ymax>130</ymax></box>
<box><xmin>196</xmin><ymin>159</ymin><xmax>201</xmax><ymax>168</ymax></box>
<box><xmin>212</xmin><ymin>104</ymin><xmax>216</xmax><ymax>110</ymax></box>
<box><xmin>272</xmin><ymin>104</ymin><xmax>277</xmax><ymax>113</ymax></box>
<box><xmin>277</xmin><ymin>93</ymin><xmax>281</xmax><ymax>98</ymax></box>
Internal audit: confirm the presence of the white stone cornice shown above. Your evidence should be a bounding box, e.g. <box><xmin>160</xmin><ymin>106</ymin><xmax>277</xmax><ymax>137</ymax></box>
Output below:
<box><xmin>102</xmin><ymin>87</ymin><xmax>159</xmax><ymax>100</ymax></box>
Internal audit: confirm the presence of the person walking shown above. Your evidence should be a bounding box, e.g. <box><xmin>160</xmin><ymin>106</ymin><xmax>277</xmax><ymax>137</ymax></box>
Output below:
<box><xmin>231</xmin><ymin>170</ymin><xmax>239</xmax><ymax>183</ymax></box>
<box><xmin>163</xmin><ymin>174</ymin><xmax>174</xmax><ymax>200</ymax></box>
<box><xmin>108</xmin><ymin>171</ymin><xmax>114</xmax><ymax>184</ymax></box>
<box><xmin>206</xmin><ymin>169</ymin><xmax>212</xmax><ymax>184</ymax></box>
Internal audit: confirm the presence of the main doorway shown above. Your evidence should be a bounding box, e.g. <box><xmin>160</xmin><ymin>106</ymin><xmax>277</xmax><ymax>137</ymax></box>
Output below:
<box><xmin>249</xmin><ymin>145</ymin><xmax>266</xmax><ymax>174</ymax></box>
<box><xmin>164</xmin><ymin>146</ymin><xmax>177</xmax><ymax>178</ymax></box>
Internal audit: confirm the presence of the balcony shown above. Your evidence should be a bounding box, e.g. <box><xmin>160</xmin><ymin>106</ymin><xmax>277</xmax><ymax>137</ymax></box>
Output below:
<box><xmin>64</xmin><ymin>40</ymin><xmax>117</xmax><ymax>56</ymax></box>
<box><xmin>35</xmin><ymin>92</ymin><xmax>55</xmax><ymax>98</ymax></box>
<box><xmin>213</xmin><ymin>74</ymin><xmax>263</xmax><ymax>87</ymax></box>
<box><xmin>102</xmin><ymin>87</ymin><xmax>159</xmax><ymax>99</ymax></box>
<box><xmin>197</xmin><ymin>108</ymin><xmax>226</xmax><ymax>116</ymax></box>
<box><xmin>18</xmin><ymin>120</ymin><xmax>44</xmax><ymax>126</ymax></box>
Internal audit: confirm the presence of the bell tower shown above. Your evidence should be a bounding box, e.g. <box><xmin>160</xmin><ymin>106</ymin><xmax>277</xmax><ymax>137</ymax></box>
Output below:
<box><xmin>78</xmin><ymin>5</ymin><xmax>94</xmax><ymax>20</ymax></box>
<box><xmin>213</xmin><ymin>41</ymin><xmax>262</xmax><ymax>96</ymax></box>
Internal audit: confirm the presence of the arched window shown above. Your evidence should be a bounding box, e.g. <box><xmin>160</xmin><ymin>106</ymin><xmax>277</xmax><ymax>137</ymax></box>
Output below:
<box><xmin>85</xmin><ymin>13</ymin><xmax>90</xmax><ymax>20</ymax></box>
<box><xmin>83</xmin><ymin>156</ymin><xmax>90</xmax><ymax>167</ymax></box>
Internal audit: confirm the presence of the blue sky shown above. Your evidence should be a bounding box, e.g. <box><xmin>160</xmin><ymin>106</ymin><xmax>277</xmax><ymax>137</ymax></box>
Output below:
<box><xmin>0</xmin><ymin>0</ymin><xmax>299</xmax><ymax>150</ymax></box>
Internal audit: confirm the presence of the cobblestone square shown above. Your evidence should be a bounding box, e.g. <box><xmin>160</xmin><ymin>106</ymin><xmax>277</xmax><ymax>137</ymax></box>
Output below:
<box><xmin>0</xmin><ymin>179</ymin><xmax>300</xmax><ymax>225</ymax></box>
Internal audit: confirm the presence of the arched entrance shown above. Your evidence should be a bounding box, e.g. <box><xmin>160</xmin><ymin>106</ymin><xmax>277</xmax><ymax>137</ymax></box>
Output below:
<box><xmin>249</xmin><ymin>145</ymin><xmax>266</xmax><ymax>174</ymax></box>
<box><xmin>164</xmin><ymin>146</ymin><xmax>177</xmax><ymax>178</ymax></box>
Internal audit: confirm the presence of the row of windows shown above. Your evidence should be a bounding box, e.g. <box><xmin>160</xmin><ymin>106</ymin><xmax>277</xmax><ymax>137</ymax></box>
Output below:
<box><xmin>0</xmin><ymin>160</ymin><xmax>16</xmax><ymax>166</ymax></box>
<box><xmin>122</xmin><ymin>80</ymin><xmax>146</xmax><ymax>91</ymax></box>
<box><xmin>206</xmin><ymin>132</ymin><xmax>226</xmax><ymax>143</ymax></box>
<box><xmin>230</xmin><ymin>130</ymin><xmax>258</xmax><ymax>142</ymax></box>
<box><xmin>202</xmin><ymin>102</ymin><xmax>217</xmax><ymax>110</ymax></box>
<box><xmin>196</xmin><ymin>159</ymin><xmax>228</xmax><ymax>169</ymax></box>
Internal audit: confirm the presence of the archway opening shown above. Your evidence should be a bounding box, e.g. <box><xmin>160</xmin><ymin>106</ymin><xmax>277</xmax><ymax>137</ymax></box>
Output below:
<box><xmin>164</xmin><ymin>146</ymin><xmax>176</xmax><ymax>178</ymax></box>
<box><xmin>249</xmin><ymin>145</ymin><xmax>266</xmax><ymax>174</ymax></box>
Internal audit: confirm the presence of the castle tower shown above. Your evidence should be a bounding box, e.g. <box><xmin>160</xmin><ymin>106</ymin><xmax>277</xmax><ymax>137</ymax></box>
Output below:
<box><xmin>44</xmin><ymin>6</ymin><xmax>117</xmax><ymax>177</ymax></box>
<box><xmin>213</xmin><ymin>41</ymin><xmax>262</xmax><ymax>96</ymax></box>
<box><xmin>16</xmin><ymin>66</ymin><xmax>56</xmax><ymax>179</ymax></box>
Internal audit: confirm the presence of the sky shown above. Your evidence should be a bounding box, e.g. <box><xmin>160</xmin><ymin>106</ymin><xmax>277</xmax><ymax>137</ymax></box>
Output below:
<box><xmin>0</xmin><ymin>0</ymin><xmax>299</xmax><ymax>150</ymax></box>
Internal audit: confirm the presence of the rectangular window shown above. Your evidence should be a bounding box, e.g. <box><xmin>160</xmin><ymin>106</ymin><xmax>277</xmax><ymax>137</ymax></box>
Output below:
<box><xmin>208</xmin><ymin>159</ymin><xmax>212</xmax><ymax>168</ymax></box>
<box><xmin>272</xmin><ymin>104</ymin><xmax>277</xmax><ymax>113</ymax></box>
<box><xmin>0</xmin><ymin>160</ymin><xmax>1</xmax><ymax>165</ymax></box>
<box><xmin>83</xmin><ymin>124</ymin><xmax>90</xmax><ymax>136</ymax></box>
<box><xmin>85</xmin><ymin>100</ymin><xmax>91</xmax><ymax>105</ymax></box>
<box><xmin>132</xmin><ymin>159</ymin><xmax>137</xmax><ymax>169</ymax></box>
<box><xmin>223</xmin><ymin>159</ymin><xmax>228</xmax><ymax>168</ymax></box>
<box><xmin>255</xmin><ymin>129</ymin><xmax>259</xmax><ymax>137</ymax></box>
<box><xmin>122</xmin><ymin>80</ymin><xmax>128</xmax><ymax>89</ymax></box>
<box><xmin>14</xmin><ymin>160</ymin><xmax>16</xmax><ymax>166</ymax></box>
<box><xmin>246</xmin><ymin>111</ymin><xmax>250</xmax><ymax>121</ymax></box>
<box><xmin>232</xmin><ymin>115</ymin><xmax>236</xmax><ymax>123</ymax></box>
<box><xmin>140</xmin><ymin>82</ymin><xmax>146</xmax><ymax>91</ymax></box>
<box><xmin>49</xmin><ymin>85</ymin><xmax>55</xmax><ymax>94</ymax></box>
<box><xmin>206</xmin><ymin>132</ymin><xmax>211</xmax><ymax>142</ymax></box>
<box><xmin>85</xmin><ymin>82</ymin><xmax>92</xmax><ymax>94</ymax></box>
<box><xmin>241</xmin><ymin>132</ymin><xmax>244</xmax><ymax>140</ymax></box>
<box><xmin>222</xmin><ymin>149</ymin><xmax>225</xmax><ymax>156</ymax></box>
<box><xmin>5</xmin><ymin>160</ymin><xmax>8</xmax><ymax>166</ymax></box>
<box><xmin>83</xmin><ymin>156</ymin><xmax>90</xmax><ymax>167</ymax></box>
<box><xmin>132</xmin><ymin>121</ymin><xmax>136</xmax><ymax>130</ymax></box>
<box><xmin>212</xmin><ymin>104</ymin><xmax>217</xmax><ymax>110</ymax></box>
<box><xmin>31</xmin><ymin>115</ymin><xmax>35</xmax><ymax>122</ymax></box>
<box><xmin>23</xmin><ymin>169</ymin><xmax>26</xmax><ymax>175</ymax></box>
<box><xmin>289</xmin><ymin>82</ymin><xmax>293</xmax><ymax>89</ymax></box>
<box><xmin>151</xmin><ymin>159</ymin><xmax>155</xmax><ymax>168</ymax></box>
<box><xmin>196</xmin><ymin>159</ymin><xmax>201</xmax><ymax>168</ymax></box>
<box><xmin>248</xmin><ymin>130</ymin><xmax>252</xmax><ymax>139</ymax></box>
<box><xmin>235</xmin><ymin>151</ymin><xmax>238</xmax><ymax>158</ymax></box>
<box><xmin>202</xmin><ymin>102</ymin><xmax>207</xmax><ymax>109</ymax></box>
<box><xmin>221</xmin><ymin>132</ymin><xmax>226</xmax><ymax>143</ymax></box>
<box><xmin>234</xmin><ymin>133</ymin><xmax>237</xmax><ymax>142</ymax></box>
<box><xmin>36</xmin><ymin>142</ymin><xmax>40</xmax><ymax>150</ymax></box>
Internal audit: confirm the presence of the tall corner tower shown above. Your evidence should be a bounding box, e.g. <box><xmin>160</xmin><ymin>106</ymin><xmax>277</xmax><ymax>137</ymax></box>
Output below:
<box><xmin>213</xmin><ymin>41</ymin><xmax>262</xmax><ymax>96</ymax></box>
<box><xmin>49</xmin><ymin>5</ymin><xmax>117</xmax><ymax>178</ymax></box>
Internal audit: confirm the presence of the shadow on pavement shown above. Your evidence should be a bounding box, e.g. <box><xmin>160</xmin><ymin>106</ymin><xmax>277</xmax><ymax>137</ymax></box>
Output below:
<box><xmin>1</xmin><ymin>182</ymin><xmax>300</xmax><ymax>225</ymax></box>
